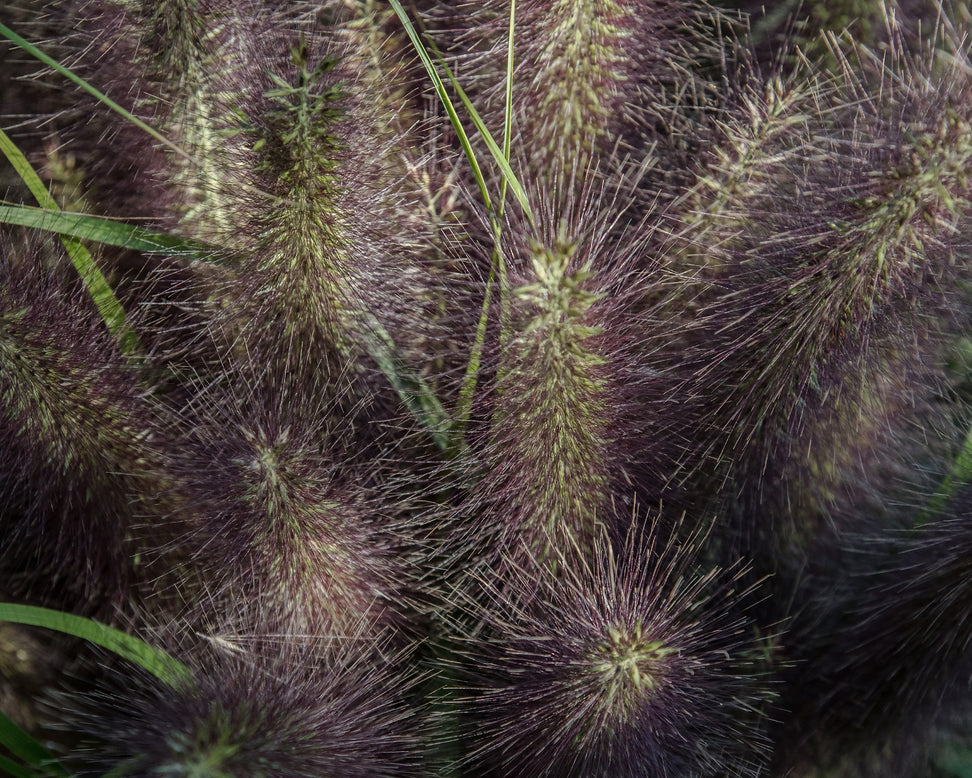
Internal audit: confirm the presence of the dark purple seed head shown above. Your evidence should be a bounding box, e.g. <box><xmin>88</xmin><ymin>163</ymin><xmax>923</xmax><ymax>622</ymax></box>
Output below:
<box><xmin>59</xmin><ymin>635</ymin><xmax>426</xmax><ymax>777</ymax></box>
<box><xmin>454</xmin><ymin>525</ymin><xmax>772</xmax><ymax>777</ymax></box>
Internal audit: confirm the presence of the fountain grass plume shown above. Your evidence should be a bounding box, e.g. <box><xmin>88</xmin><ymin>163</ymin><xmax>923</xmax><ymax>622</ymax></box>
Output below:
<box><xmin>449</xmin><ymin>177</ymin><xmax>675</xmax><ymax>576</ymax></box>
<box><xmin>57</xmin><ymin>632</ymin><xmax>426</xmax><ymax>777</ymax></box>
<box><xmin>773</xmin><ymin>486</ymin><xmax>972</xmax><ymax>773</ymax></box>
<box><xmin>197</xmin><ymin>8</ymin><xmax>448</xmax><ymax>434</ymax></box>
<box><xmin>426</xmin><ymin>0</ymin><xmax>734</xmax><ymax>198</ymax></box>
<box><xmin>451</xmin><ymin>522</ymin><xmax>772</xmax><ymax>778</ymax></box>
<box><xmin>0</xmin><ymin>238</ymin><xmax>169</xmax><ymax>612</ymax></box>
<box><xmin>5</xmin><ymin>1</ymin><xmax>972</xmax><ymax>774</ymax></box>
<box><xmin>666</xmin><ymin>18</ymin><xmax>972</xmax><ymax>570</ymax></box>
<box><xmin>31</xmin><ymin>1</ymin><xmax>450</xmax><ymax>422</ymax></box>
<box><xmin>168</xmin><ymin>367</ymin><xmax>422</xmax><ymax>642</ymax></box>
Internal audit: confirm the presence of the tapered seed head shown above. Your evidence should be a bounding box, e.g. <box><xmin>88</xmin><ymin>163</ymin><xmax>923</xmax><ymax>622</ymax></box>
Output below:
<box><xmin>0</xmin><ymin>242</ymin><xmax>169</xmax><ymax>611</ymax></box>
<box><xmin>58</xmin><ymin>634</ymin><xmax>426</xmax><ymax>777</ymax></box>
<box><xmin>453</xmin><ymin>525</ymin><xmax>772</xmax><ymax>777</ymax></box>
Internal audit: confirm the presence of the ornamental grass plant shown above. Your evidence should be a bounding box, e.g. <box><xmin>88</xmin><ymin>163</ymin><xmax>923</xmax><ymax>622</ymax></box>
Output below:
<box><xmin>2</xmin><ymin>1</ymin><xmax>972</xmax><ymax>775</ymax></box>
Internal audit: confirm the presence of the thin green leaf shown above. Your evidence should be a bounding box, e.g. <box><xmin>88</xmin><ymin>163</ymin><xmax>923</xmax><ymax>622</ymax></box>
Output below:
<box><xmin>0</xmin><ymin>139</ymin><xmax>54</xmax><ymax>215</ymax></box>
<box><xmin>394</xmin><ymin>1</ymin><xmax>526</xmax><ymax>424</ymax></box>
<box><xmin>0</xmin><ymin>205</ymin><xmax>214</xmax><ymax>257</ymax></box>
<box><xmin>423</xmin><ymin>34</ymin><xmax>534</xmax><ymax>225</ymax></box>
<box><xmin>0</xmin><ymin>23</ymin><xmax>192</xmax><ymax>165</ymax></box>
<box><xmin>357</xmin><ymin>312</ymin><xmax>459</xmax><ymax>455</ymax></box>
<box><xmin>425</xmin><ymin>9</ymin><xmax>523</xmax><ymax>366</ymax></box>
<box><xmin>0</xmin><ymin>604</ymin><xmax>191</xmax><ymax>688</ymax></box>
<box><xmin>454</xmin><ymin>261</ymin><xmax>495</xmax><ymax>428</ymax></box>
<box><xmin>916</xmin><ymin>421</ymin><xmax>972</xmax><ymax>526</ymax></box>
<box><xmin>0</xmin><ymin>709</ymin><xmax>66</xmax><ymax>777</ymax></box>
<box><xmin>387</xmin><ymin>1</ymin><xmax>492</xmax><ymax>213</ymax></box>
<box><xmin>500</xmin><ymin>0</ymin><xmax>517</xmax><ymax>219</ymax></box>
<box><xmin>0</xmin><ymin>129</ymin><xmax>140</xmax><ymax>354</ymax></box>
<box><xmin>494</xmin><ymin>0</ymin><xmax>516</xmax><ymax>350</ymax></box>
<box><xmin>0</xmin><ymin>754</ymin><xmax>34</xmax><ymax>778</ymax></box>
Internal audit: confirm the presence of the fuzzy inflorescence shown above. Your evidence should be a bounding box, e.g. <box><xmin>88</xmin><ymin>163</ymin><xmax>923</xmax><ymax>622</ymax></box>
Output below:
<box><xmin>169</xmin><ymin>373</ymin><xmax>419</xmax><ymax>639</ymax></box>
<box><xmin>453</xmin><ymin>182</ymin><xmax>662</xmax><ymax>576</ymax></box>
<box><xmin>0</xmin><ymin>239</ymin><xmax>171</xmax><ymax>611</ymax></box>
<box><xmin>60</xmin><ymin>637</ymin><xmax>426</xmax><ymax>777</ymax></box>
<box><xmin>454</xmin><ymin>528</ymin><xmax>771</xmax><ymax>778</ymax></box>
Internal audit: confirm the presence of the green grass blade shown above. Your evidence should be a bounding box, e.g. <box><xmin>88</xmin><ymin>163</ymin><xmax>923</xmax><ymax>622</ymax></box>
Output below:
<box><xmin>454</xmin><ymin>260</ymin><xmax>495</xmax><ymax>428</ymax></box>
<box><xmin>0</xmin><ymin>604</ymin><xmax>191</xmax><ymax>688</ymax></box>
<box><xmin>0</xmin><ymin>133</ymin><xmax>59</xmax><ymax>213</ymax></box>
<box><xmin>0</xmin><ymin>129</ymin><xmax>140</xmax><ymax>354</ymax></box>
<box><xmin>357</xmin><ymin>312</ymin><xmax>459</xmax><ymax>454</ymax></box>
<box><xmin>438</xmin><ymin>57</ymin><xmax>531</xmax><ymax>221</ymax></box>
<box><xmin>0</xmin><ymin>204</ymin><xmax>213</xmax><ymax>257</ymax></box>
<box><xmin>0</xmin><ymin>23</ymin><xmax>192</xmax><ymax>164</ymax></box>
<box><xmin>0</xmin><ymin>754</ymin><xmax>35</xmax><ymax>778</ymax></box>
<box><xmin>0</xmin><ymin>709</ymin><xmax>66</xmax><ymax>777</ymax></box>
<box><xmin>422</xmin><ymin>34</ymin><xmax>534</xmax><ymax>225</ymax></box>
<box><xmin>493</xmin><ymin>1</ymin><xmax>516</xmax><ymax>349</ymax></box>
<box><xmin>388</xmin><ymin>1</ymin><xmax>492</xmax><ymax>214</ymax></box>
<box><xmin>916</xmin><ymin>421</ymin><xmax>972</xmax><ymax>525</ymax></box>
<box><xmin>393</xmin><ymin>1</ymin><xmax>525</xmax><ymax>424</ymax></box>
<box><xmin>500</xmin><ymin>0</ymin><xmax>516</xmax><ymax>218</ymax></box>
<box><xmin>425</xmin><ymin>19</ymin><xmax>523</xmax><ymax>354</ymax></box>
<box><xmin>392</xmin><ymin>2</ymin><xmax>528</xmax><ymax>219</ymax></box>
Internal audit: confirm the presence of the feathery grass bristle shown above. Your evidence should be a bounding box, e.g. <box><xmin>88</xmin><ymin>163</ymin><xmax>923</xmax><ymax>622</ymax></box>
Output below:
<box><xmin>163</xmin><ymin>369</ymin><xmax>421</xmax><ymax>641</ymax></box>
<box><xmin>453</xmin><ymin>526</ymin><xmax>772</xmax><ymax>777</ymax></box>
<box><xmin>452</xmin><ymin>183</ymin><xmax>667</xmax><ymax>573</ymax></box>
<box><xmin>0</xmin><ymin>241</ymin><xmax>167</xmax><ymax>610</ymax></box>
<box><xmin>429</xmin><ymin>0</ymin><xmax>732</xmax><ymax>197</ymax></box>
<box><xmin>59</xmin><ymin>636</ymin><xmax>426</xmax><ymax>777</ymax></box>
<box><xmin>663</xmin><ymin>22</ymin><xmax>972</xmax><ymax>576</ymax></box>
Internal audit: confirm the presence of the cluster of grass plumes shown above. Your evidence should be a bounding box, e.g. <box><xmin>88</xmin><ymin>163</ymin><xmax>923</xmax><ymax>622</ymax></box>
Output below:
<box><xmin>3</xmin><ymin>0</ymin><xmax>972</xmax><ymax>775</ymax></box>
